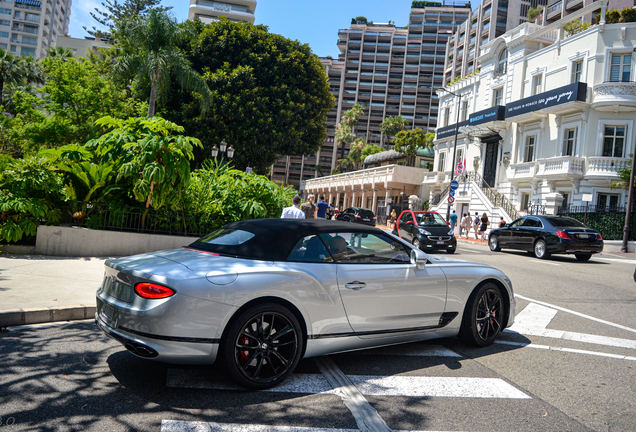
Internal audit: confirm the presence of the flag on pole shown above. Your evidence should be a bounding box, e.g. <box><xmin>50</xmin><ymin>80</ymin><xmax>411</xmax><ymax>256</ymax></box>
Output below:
<box><xmin>456</xmin><ymin>157</ymin><xmax>465</xmax><ymax>175</ymax></box>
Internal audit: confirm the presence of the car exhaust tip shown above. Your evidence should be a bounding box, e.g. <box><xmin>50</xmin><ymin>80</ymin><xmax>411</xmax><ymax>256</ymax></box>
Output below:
<box><xmin>124</xmin><ymin>341</ymin><xmax>158</xmax><ymax>358</ymax></box>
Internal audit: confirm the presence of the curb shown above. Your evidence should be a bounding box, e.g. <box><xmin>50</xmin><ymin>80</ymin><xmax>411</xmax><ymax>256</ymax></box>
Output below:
<box><xmin>0</xmin><ymin>305</ymin><xmax>96</xmax><ymax>328</ymax></box>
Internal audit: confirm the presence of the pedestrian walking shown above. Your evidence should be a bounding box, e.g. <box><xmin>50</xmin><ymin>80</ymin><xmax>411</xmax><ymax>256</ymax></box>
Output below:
<box><xmin>300</xmin><ymin>194</ymin><xmax>316</xmax><ymax>219</ymax></box>
<box><xmin>281</xmin><ymin>195</ymin><xmax>305</xmax><ymax>219</ymax></box>
<box><xmin>480</xmin><ymin>212</ymin><xmax>489</xmax><ymax>241</ymax></box>
<box><xmin>498</xmin><ymin>218</ymin><xmax>506</xmax><ymax>228</ymax></box>
<box><xmin>327</xmin><ymin>204</ymin><xmax>335</xmax><ymax>220</ymax></box>
<box><xmin>464</xmin><ymin>213</ymin><xmax>473</xmax><ymax>238</ymax></box>
<box><xmin>449</xmin><ymin>210</ymin><xmax>458</xmax><ymax>234</ymax></box>
<box><xmin>459</xmin><ymin>213</ymin><xmax>467</xmax><ymax>237</ymax></box>
<box><xmin>473</xmin><ymin>212</ymin><xmax>481</xmax><ymax>240</ymax></box>
<box><xmin>316</xmin><ymin>195</ymin><xmax>329</xmax><ymax>219</ymax></box>
<box><xmin>389</xmin><ymin>209</ymin><xmax>397</xmax><ymax>228</ymax></box>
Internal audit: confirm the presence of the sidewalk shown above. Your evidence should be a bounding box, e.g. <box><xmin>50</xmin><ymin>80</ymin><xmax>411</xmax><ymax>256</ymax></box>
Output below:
<box><xmin>0</xmin><ymin>255</ymin><xmax>107</xmax><ymax>328</ymax></box>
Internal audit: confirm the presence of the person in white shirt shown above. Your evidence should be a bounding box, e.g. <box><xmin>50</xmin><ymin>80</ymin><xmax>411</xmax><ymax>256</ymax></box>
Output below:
<box><xmin>281</xmin><ymin>195</ymin><xmax>306</xmax><ymax>219</ymax></box>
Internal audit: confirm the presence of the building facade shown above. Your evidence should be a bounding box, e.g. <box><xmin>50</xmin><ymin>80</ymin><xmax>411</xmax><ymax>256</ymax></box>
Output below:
<box><xmin>188</xmin><ymin>0</ymin><xmax>256</xmax><ymax>24</ymax></box>
<box><xmin>271</xmin><ymin>1</ymin><xmax>471</xmax><ymax>188</ymax></box>
<box><xmin>431</xmin><ymin>0</ymin><xmax>636</xmax><ymax>223</ymax></box>
<box><xmin>54</xmin><ymin>35</ymin><xmax>110</xmax><ymax>56</ymax></box>
<box><xmin>443</xmin><ymin>0</ymin><xmax>551</xmax><ymax>87</ymax></box>
<box><xmin>0</xmin><ymin>0</ymin><xmax>72</xmax><ymax>58</ymax></box>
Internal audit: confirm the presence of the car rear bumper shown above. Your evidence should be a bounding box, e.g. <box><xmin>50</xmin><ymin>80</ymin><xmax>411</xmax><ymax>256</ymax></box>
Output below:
<box><xmin>549</xmin><ymin>240</ymin><xmax>604</xmax><ymax>255</ymax></box>
<box><xmin>95</xmin><ymin>295</ymin><xmax>219</xmax><ymax>364</ymax></box>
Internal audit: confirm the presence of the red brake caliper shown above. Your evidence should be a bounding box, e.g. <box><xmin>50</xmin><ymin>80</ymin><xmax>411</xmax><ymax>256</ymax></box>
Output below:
<box><xmin>239</xmin><ymin>336</ymin><xmax>250</xmax><ymax>364</ymax></box>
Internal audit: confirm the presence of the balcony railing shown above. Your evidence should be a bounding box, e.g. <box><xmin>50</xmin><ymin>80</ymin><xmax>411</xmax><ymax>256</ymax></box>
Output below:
<box><xmin>587</xmin><ymin>157</ymin><xmax>630</xmax><ymax>177</ymax></box>
<box><xmin>536</xmin><ymin>156</ymin><xmax>585</xmax><ymax>178</ymax></box>
<box><xmin>507</xmin><ymin>161</ymin><xmax>536</xmax><ymax>180</ymax></box>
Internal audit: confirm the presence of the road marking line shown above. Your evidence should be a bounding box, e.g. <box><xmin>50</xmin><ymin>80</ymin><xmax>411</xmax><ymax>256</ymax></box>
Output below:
<box><xmin>596</xmin><ymin>257</ymin><xmax>636</xmax><ymax>264</ymax></box>
<box><xmin>366</xmin><ymin>344</ymin><xmax>462</xmax><ymax>357</ymax></box>
<box><xmin>166</xmin><ymin>370</ymin><xmax>530</xmax><ymax>399</ymax></box>
<box><xmin>495</xmin><ymin>340</ymin><xmax>636</xmax><ymax>361</ymax></box>
<box><xmin>515</xmin><ymin>295</ymin><xmax>636</xmax><ymax>334</ymax></box>
<box><xmin>160</xmin><ymin>421</ymin><xmax>462</xmax><ymax>432</ymax></box>
<box><xmin>315</xmin><ymin>357</ymin><xmax>391</xmax><ymax>432</ymax></box>
<box><xmin>529</xmin><ymin>259</ymin><xmax>561</xmax><ymax>266</ymax></box>
<box><xmin>506</xmin><ymin>303</ymin><xmax>636</xmax><ymax>349</ymax></box>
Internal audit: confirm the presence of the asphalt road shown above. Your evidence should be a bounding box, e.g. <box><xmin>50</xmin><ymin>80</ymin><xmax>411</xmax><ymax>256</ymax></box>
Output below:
<box><xmin>1</xmin><ymin>244</ymin><xmax>635</xmax><ymax>432</ymax></box>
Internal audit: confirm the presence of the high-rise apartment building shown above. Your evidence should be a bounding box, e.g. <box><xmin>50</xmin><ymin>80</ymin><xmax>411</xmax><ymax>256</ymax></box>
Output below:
<box><xmin>188</xmin><ymin>0</ymin><xmax>256</xmax><ymax>24</ymax></box>
<box><xmin>443</xmin><ymin>0</ymin><xmax>549</xmax><ymax>86</ymax></box>
<box><xmin>543</xmin><ymin>0</ymin><xmax>633</xmax><ymax>25</ymax></box>
<box><xmin>0</xmin><ymin>0</ymin><xmax>72</xmax><ymax>58</ymax></box>
<box><xmin>271</xmin><ymin>1</ymin><xmax>471</xmax><ymax>187</ymax></box>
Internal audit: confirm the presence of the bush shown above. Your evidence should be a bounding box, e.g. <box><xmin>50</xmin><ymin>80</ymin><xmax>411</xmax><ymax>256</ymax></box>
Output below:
<box><xmin>606</xmin><ymin>9</ymin><xmax>621</xmax><ymax>24</ymax></box>
<box><xmin>528</xmin><ymin>6</ymin><xmax>542</xmax><ymax>20</ymax></box>
<box><xmin>564</xmin><ymin>20</ymin><xmax>591</xmax><ymax>36</ymax></box>
<box><xmin>620</xmin><ymin>8</ymin><xmax>636</xmax><ymax>23</ymax></box>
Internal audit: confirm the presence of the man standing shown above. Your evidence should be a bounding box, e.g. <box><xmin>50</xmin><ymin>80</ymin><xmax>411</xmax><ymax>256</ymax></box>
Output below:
<box><xmin>281</xmin><ymin>195</ymin><xmax>305</xmax><ymax>219</ymax></box>
<box><xmin>316</xmin><ymin>195</ymin><xmax>329</xmax><ymax>219</ymax></box>
<box><xmin>449</xmin><ymin>210</ymin><xmax>458</xmax><ymax>233</ymax></box>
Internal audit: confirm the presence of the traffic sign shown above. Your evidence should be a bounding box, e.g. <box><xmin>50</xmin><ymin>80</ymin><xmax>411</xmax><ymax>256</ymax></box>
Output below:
<box><xmin>450</xmin><ymin>180</ymin><xmax>459</xmax><ymax>190</ymax></box>
<box><xmin>448</xmin><ymin>196</ymin><xmax>455</xmax><ymax>204</ymax></box>
<box><xmin>246</xmin><ymin>167</ymin><xmax>253</xmax><ymax>174</ymax></box>
<box><xmin>449</xmin><ymin>190</ymin><xmax>455</xmax><ymax>197</ymax></box>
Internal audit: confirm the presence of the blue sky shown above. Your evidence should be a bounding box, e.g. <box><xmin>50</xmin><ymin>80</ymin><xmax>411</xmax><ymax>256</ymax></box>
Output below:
<box><xmin>69</xmin><ymin>0</ymin><xmax>479</xmax><ymax>58</ymax></box>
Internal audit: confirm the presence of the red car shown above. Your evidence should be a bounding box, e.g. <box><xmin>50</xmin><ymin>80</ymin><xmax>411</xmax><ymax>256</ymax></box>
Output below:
<box><xmin>392</xmin><ymin>210</ymin><xmax>457</xmax><ymax>253</ymax></box>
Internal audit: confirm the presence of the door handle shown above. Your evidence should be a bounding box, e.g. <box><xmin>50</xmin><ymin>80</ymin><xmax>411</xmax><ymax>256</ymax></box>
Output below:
<box><xmin>345</xmin><ymin>281</ymin><xmax>366</xmax><ymax>290</ymax></box>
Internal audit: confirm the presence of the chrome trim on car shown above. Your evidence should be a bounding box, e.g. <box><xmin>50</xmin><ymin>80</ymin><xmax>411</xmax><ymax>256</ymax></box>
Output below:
<box><xmin>308</xmin><ymin>312</ymin><xmax>459</xmax><ymax>339</ymax></box>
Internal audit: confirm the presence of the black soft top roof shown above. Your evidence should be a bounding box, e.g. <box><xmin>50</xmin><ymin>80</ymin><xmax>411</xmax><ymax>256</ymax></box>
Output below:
<box><xmin>188</xmin><ymin>218</ymin><xmax>386</xmax><ymax>261</ymax></box>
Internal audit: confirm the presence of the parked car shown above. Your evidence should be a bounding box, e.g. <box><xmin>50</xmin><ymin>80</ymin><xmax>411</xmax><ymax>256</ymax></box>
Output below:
<box><xmin>488</xmin><ymin>215</ymin><xmax>603</xmax><ymax>261</ymax></box>
<box><xmin>392</xmin><ymin>210</ymin><xmax>457</xmax><ymax>254</ymax></box>
<box><xmin>96</xmin><ymin>219</ymin><xmax>515</xmax><ymax>389</ymax></box>
<box><xmin>336</xmin><ymin>207</ymin><xmax>376</xmax><ymax>226</ymax></box>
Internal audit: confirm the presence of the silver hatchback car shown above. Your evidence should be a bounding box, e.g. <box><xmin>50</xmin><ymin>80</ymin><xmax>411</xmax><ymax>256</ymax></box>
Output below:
<box><xmin>96</xmin><ymin>219</ymin><xmax>515</xmax><ymax>389</ymax></box>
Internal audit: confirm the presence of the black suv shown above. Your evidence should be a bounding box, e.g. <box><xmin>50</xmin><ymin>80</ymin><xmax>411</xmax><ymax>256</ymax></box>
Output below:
<box><xmin>336</xmin><ymin>207</ymin><xmax>376</xmax><ymax>226</ymax></box>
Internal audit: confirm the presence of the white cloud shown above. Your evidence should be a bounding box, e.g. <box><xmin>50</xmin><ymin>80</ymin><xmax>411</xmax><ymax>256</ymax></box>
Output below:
<box><xmin>68</xmin><ymin>0</ymin><xmax>107</xmax><ymax>38</ymax></box>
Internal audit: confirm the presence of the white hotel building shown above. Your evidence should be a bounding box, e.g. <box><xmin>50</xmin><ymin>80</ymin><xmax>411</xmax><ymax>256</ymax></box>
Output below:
<box><xmin>188</xmin><ymin>0</ymin><xmax>256</xmax><ymax>24</ymax></box>
<box><xmin>430</xmin><ymin>0</ymin><xmax>636</xmax><ymax>223</ymax></box>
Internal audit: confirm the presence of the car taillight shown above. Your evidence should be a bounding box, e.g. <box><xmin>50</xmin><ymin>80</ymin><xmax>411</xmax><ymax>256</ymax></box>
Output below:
<box><xmin>598</xmin><ymin>233</ymin><xmax>602</xmax><ymax>240</ymax></box>
<box><xmin>354</xmin><ymin>214</ymin><xmax>361</xmax><ymax>218</ymax></box>
<box><xmin>555</xmin><ymin>230</ymin><xmax>570</xmax><ymax>239</ymax></box>
<box><xmin>135</xmin><ymin>283</ymin><xmax>175</xmax><ymax>299</ymax></box>
<box><xmin>373</xmin><ymin>216</ymin><xmax>376</xmax><ymax>220</ymax></box>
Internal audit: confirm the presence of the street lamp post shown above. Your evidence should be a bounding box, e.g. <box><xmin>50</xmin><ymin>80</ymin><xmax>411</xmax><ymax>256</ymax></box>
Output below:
<box><xmin>438</xmin><ymin>87</ymin><xmax>463</xmax><ymax>222</ymax></box>
<box><xmin>211</xmin><ymin>139</ymin><xmax>235</xmax><ymax>164</ymax></box>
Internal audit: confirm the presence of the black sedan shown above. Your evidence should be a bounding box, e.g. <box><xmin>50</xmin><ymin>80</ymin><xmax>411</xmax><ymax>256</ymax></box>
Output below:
<box><xmin>392</xmin><ymin>210</ymin><xmax>457</xmax><ymax>254</ymax></box>
<box><xmin>488</xmin><ymin>215</ymin><xmax>603</xmax><ymax>261</ymax></box>
<box><xmin>336</xmin><ymin>207</ymin><xmax>376</xmax><ymax>226</ymax></box>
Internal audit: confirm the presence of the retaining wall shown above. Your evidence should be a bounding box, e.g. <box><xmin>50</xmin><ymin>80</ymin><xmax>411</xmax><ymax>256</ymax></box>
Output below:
<box><xmin>35</xmin><ymin>226</ymin><xmax>199</xmax><ymax>257</ymax></box>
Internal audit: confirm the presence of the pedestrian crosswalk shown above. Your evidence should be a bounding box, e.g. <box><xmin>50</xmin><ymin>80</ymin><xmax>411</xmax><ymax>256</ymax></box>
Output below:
<box><xmin>160</xmin><ymin>421</ymin><xmax>460</xmax><ymax>432</ymax></box>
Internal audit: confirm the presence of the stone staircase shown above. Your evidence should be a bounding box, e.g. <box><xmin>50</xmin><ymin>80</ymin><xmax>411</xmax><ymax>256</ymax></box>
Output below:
<box><xmin>429</xmin><ymin>172</ymin><xmax>520</xmax><ymax>233</ymax></box>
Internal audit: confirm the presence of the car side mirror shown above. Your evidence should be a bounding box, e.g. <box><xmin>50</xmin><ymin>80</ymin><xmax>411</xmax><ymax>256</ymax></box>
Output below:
<box><xmin>410</xmin><ymin>249</ymin><xmax>427</xmax><ymax>270</ymax></box>
<box><xmin>406</xmin><ymin>220</ymin><xmax>413</xmax><ymax>225</ymax></box>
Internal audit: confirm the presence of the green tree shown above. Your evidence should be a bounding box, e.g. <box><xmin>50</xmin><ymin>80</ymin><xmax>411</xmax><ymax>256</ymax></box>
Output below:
<box><xmin>0</xmin><ymin>48</ymin><xmax>43</xmax><ymax>103</ymax></box>
<box><xmin>528</xmin><ymin>6</ymin><xmax>542</xmax><ymax>20</ymax></box>
<box><xmin>563</xmin><ymin>19</ymin><xmax>591</xmax><ymax>36</ymax></box>
<box><xmin>165</xmin><ymin>18</ymin><xmax>334</xmax><ymax>173</ymax></box>
<box><xmin>46</xmin><ymin>47</ymin><xmax>75</xmax><ymax>61</ymax></box>
<box><xmin>84</xmin><ymin>0</ymin><xmax>170</xmax><ymax>39</ymax></box>
<box><xmin>10</xmin><ymin>56</ymin><xmax>142</xmax><ymax>154</ymax></box>
<box><xmin>360</xmin><ymin>144</ymin><xmax>385</xmax><ymax>163</ymax></box>
<box><xmin>335</xmin><ymin>104</ymin><xmax>364</xmax><ymax>160</ymax></box>
<box><xmin>393</xmin><ymin>129</ymin><xmax>434</xmax><ymax>167</ymax></box>
<box><xmin>88</xmin><ymin>117</ymin><xmax>202</xmax><ymax>227</ymax></box>
<box><xmin>380</xmin><ymin>115</ymin><xmax>409</xmax><ymax>147</ymax></box>
<box><xmin>0</xmin><ymin>156</ymin><xmax>64</xmax><ymax>243</ymax></box>
<box><xmin>114</xmin><ymin>9</ymin><xmax>211</xmax><ymax>118</ymax></box>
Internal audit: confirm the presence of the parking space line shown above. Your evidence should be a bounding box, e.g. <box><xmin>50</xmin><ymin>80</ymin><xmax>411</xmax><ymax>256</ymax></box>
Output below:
<box><xmin>495</xmin><ymin>340</ymin><xmax>636</xmax><ymax>361</ymax></box>
<box><xmin>515</xmin><ymin>295</ymin><xmax>636</xmax><ymax>334</ymax></box>
<box><xmin>315</xmin><ymin>357</ymin><xmax>391</xmax><ymax>432</ymax></box>
<box><xmin>160</xmin><ymin>421</ymin><xmax>463</xmax><ymax>432</ymax></box>
<box><xmin>529</xmin><ymin>259</ymin><xmax>561</xmax><ymax>266</ymax></box>
<box><xmin>596</xmin><ymin>257</ymin><xmax>636</xmax><ymax>264</ymax></box>
<box><xmin>166</xmin><ymin>369</ymin><xmax>530</xmax><ymax>399</ymax></box>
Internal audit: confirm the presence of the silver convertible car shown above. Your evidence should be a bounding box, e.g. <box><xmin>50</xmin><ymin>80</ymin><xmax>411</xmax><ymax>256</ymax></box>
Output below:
<box><xmin>96</xmin><ymin>219</ymin><xmax>516</xmax><ymax>389</ymax></box>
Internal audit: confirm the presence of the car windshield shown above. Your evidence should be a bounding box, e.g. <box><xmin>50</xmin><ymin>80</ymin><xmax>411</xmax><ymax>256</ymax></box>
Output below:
<box><xmin>545</xmin><ymin>217</ymin><xmax>587</xmax><ymax>228</ymax></box>
<box><xmin>415</xmin><ymin>212</ymin><xmax>447</xmax><ymax>226</ymax></box>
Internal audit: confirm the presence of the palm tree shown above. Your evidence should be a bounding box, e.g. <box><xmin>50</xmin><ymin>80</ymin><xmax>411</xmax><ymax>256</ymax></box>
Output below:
<box><xmin>0</xmin><ymin>48</ymin><xmax>43</xmax><ymax>104</ymax></box>
<box><xmin>46</xmin><ymin>47</ymin><xmax>75</xmax><ymax>61</ymax></box>
<box><xmin>114</xmin><ymin>9</ymin><xmax>211</xmax><ymax>118</ymax></box>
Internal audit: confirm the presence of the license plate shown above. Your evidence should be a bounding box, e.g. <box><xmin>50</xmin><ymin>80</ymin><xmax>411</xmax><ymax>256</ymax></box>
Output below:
<box><xmin>437</xmin><ymin>241</ymin><xmax>444</xmax><ymax>245</ymax></box>
<box><xmin>363</xmin><ymin>218</ymin><xmax>370</xmax><ymax>221</ymax></box>
<box><xmin>100</xmin><ymin>304</ymin><xmax>118</xmax><ymax>327</ymax></box>
<box><xmin>578</xmin><ymin>234</ymin><xmax>589</xmax><ymax>239</ymax></box>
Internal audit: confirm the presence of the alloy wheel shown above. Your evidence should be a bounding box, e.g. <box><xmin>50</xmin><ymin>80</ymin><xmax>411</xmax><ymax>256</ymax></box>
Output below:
<box><xmin>234</xmin><ymin>312</ymin><xmax>299</xmax><ymax>385</ymax></box>
<box><xmin>475</xmin><ymin>288</ymin><xmax>503</xmax><ymax>343</ymax></box>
